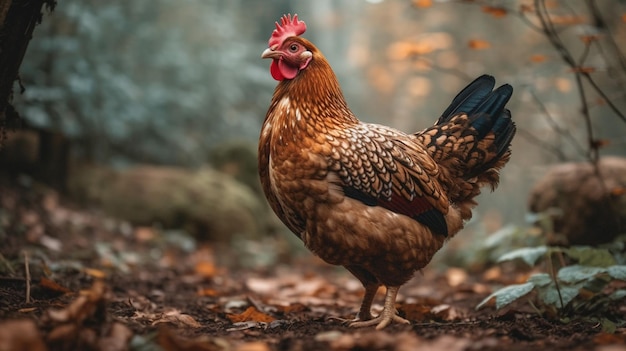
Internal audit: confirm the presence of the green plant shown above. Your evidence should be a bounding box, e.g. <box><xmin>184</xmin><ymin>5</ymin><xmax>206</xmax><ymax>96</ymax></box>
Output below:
<box><xmin>477</xmin><ymin>242</ymin><xmax>626</xmax><ymax>331</ymax></box>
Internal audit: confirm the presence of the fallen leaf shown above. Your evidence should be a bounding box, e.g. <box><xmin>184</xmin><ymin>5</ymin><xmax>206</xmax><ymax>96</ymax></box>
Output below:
<box><xmin>83</xmin><ymin>268</ymin><xmax>107</xmax><ymax>279</ymax></box>
<box><xmin>235</xmin><ymin>341</ymin><xmax>272</xmax><ymax>351</ymax></box>
<box><xmin>40</xmin><ymin>277</ymin><xmax>73</xmax><ymax>295</ymax></box>
<box><xmin>226</xmin><ymin>306</ymin><xmax>275</xmax><ymax>323</ymax></box>
<box><xmin>468</xmin><ymin>39</ymin><xmax>491</xmax><ymax>50</ymax></box>
<box><xmin>550</xmin><ymin>14</ymin><xmax>586</xmax><ymax>25</ymax></box>
<box><xmin>152</xmin><ymin>310</ymin><xmax>202</xmax><ymax>328</ymax></box>
<box><xmin>158</xmin><ymin>326</ymin><xmax>231</xmax><ymax>351</ymax></box>
<box><xmin>580</xmin><ymin>35</ymin><xmax>600</xmax><ymax>44</ymax></box>
<box><xmin>446</xmin><ymin>267</ymin><xmax>468</xmax><ymax>287</ymax></box>
<box><xmin>18</xmin><ymin>307</ymin><xmax>37</xmax><ymax>313</ymax></box>
<box><xmin>197</xmin><ymin>287</ymin><xmax>220</xmax><ymax>297</ymax></box>
<box><xmin>611</xmin><ymin>187</ymin><xmax>626</xmax><ymax>196</ymax></box>
<box><xmin>482</xmin><ymin>6</ymin><xmax>507</xmax><ymax>18</ymax></box>
<box><xmin>0</xmin><ymin>319</ymin><xmax>47</xmax><ymax>351</ymax></box>
<box><xmin>194</xmin><ymin>261</ymin><xmax>220</xmax><ymax>278</ymax></box>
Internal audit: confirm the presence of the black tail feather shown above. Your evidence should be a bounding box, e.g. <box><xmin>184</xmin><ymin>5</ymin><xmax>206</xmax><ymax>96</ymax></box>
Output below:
<box><xmin>437</xmin><ymin>75</ymin><xmax>495</xmax><ymax>124</ymax></box>
<box><xmin>439</xmin><ymin>75</ymin><xmax>514</xmax><ymax>149</ymax></box>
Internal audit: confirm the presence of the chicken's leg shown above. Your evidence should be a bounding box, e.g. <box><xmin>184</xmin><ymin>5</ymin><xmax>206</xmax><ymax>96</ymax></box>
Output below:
<box><xmin>354</xmin><ymin>282</ymin><xmax>378</xmax><ymax>321</ymax></box>
<box><xmin>349</xmin><ymin>286</ymin><xmax>410</xmax><ymax>330</ymax></box>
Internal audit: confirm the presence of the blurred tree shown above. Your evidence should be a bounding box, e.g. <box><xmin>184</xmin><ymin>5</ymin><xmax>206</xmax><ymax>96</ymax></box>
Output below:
<box><xmin>15</xmin><ymin>0</ymin><xmax>277</xmax><ymax>166</ymax></box>
<box><xmin>0</xmin><ymin>0</ymin><xmax>56</xmax><ymax>146</ymax></box>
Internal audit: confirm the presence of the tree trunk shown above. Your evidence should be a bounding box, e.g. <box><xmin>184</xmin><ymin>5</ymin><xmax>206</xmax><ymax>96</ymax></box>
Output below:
<box><xmin>0</xmin><ymin>0</ymin><xmax>56</xmax><ymax>144</ymax></box>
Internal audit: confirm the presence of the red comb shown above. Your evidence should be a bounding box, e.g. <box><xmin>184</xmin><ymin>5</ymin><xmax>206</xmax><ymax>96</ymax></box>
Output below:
<box><xmin>268</xmin><ymin>14</ymin><xmax>307</xmax><ymax>48</ymax></box>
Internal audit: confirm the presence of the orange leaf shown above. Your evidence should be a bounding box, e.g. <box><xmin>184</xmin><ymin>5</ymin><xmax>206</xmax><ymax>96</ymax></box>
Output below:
<box><xmin>468</xmin><ymin>39</ymin><xmax>491</xmax><ymax>50</ymax></box>
<box><xmin>194</xmin><ymin>261</ymin><xmax>219</xmax><ymax>278</ymax></box>
<box><xmin>579</xmin><ymin>35</ymin><xmax>599</xmax><ymax>44</ymax></box>
<box><xmin>520</xmin><ymin>4</ymin><xmax>534</xmax><ymax>13</ymax></box>
<box><xmin>590</xmin><ymin>139</ymin><xmax>611</xmax><ymax>149</ymax></box>
<box><xmin>622</xmin><ymin>14</ymin><xmax>626</xmax><ymax>23</ymax></box>
<box><xmin>482</xmin><ymin>5</ymin><xmax>507</xmax><ymax>18</ymax></box>
<box><xmin>611</xmin><ymin>187</ymin><xmax>626</xmax><ymax>196</ymax></box>
<box><xmin>529</xmin><ymin>54</ymin><xmax>547</xmax><ymax>63</ymax></box>
<box><xmin>413</xmin><ymin>0</ymin><xmax>432</xmax><ymax>7</ymax></box>
<box><xmin>226</xmin><ymin>306</ymin><xmax>275</xmax><ymax>323</ymax></box>
<box><xmin>197</xmin><ymin>288</ymin><xmax>219</xmax><ymax>297</ymax></box>
<box><xmin>570</xmin><ymin>66</ymin><xmax>595</xmax><ymax>73</ymax></box>
<box><xmin>550</xmin><ymin>14</ymin><xmax>586</xmax><ymax>25</ymax></box>
<box><xmin>39</xmin><ymin>277</ymin><xmax>72</xmax><ymax>295</ymax></box>
<box><xmin>83</xmin><ymin>268</ymin><xmax>107</xmax><ymax>279</ymax></box>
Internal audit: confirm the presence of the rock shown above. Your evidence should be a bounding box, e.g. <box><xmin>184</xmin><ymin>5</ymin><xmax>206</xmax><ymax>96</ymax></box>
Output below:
<box><xmin>67</xmin><ymin>164</ymin><xmax>264</xmax><ymax>242</ymax></box>
<box><xmin>528</xmin><ymin>157</ymin><xmax>626</xmax><ymax>246</ymax></box>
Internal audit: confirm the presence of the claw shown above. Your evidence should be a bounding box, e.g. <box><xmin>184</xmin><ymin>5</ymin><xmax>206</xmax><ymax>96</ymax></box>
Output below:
<box><xmin>348</xmin><ymin>310</ymin><xmax>409</xmax><ymax>329</ymax></box>
<box><xmin>348</xmin><ymin>285</ymin><xmax>409</xmax><ymax>329</ymax></box>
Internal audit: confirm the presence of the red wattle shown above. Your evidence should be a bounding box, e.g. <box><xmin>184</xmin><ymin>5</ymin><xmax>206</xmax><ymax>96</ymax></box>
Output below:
<box><xmin>270</xmin><ymin>60</ymin><xmax>284</xmax><ymax>81</ymax></box>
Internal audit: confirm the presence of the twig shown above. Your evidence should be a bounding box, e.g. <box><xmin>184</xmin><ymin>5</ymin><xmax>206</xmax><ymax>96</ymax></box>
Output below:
<box><xmin>516</xmin><ymin>128</ymin><xmax>568</xmax><ymax>161</ymax></box>
<box><xmin>526</xmin><ymin>88</ymin><xmax>586</xmax><ymax>158</ymax></box>
<box><xmin>24</xmin><ymin>251</ymin><xmax>31</xmax><ymax>304</ymax></box>
<box><xmin>546</xmin><ymin>249</ymin><xmax>565</xmax><ymax>310</ymax></box>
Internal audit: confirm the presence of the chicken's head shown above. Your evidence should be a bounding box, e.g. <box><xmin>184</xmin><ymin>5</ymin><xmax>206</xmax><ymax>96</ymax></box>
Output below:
<box><xmin>261</xmin><ymin>14</ymin><xmax>312</xmax><ymax>81</ymax></box>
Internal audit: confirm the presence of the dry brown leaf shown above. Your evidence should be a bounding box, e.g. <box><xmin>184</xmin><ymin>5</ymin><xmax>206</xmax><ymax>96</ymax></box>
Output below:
<box><xmin>0</xmin><ymin>319</ymin><xmax>47</xmax><ymax>351</ymax></box>
<box><xmin>152</xmin><ymin>310</ymin><xmax>202</xmax><ymax>328</ymax></box>
<box><xmin>445</xmin><ymin>267</ymin><xmax>469</xmax><ymax>287</ymax></box>
<box><xmin>134</xmin><ymin>226</ymin><xmax>156</xmax><ymax>242</ymax></box>
<box><xmin>235</xmin><ymin>341</ymin><xmax>272</xmax><ymax>351</ymax></box>
<box><xmin>83</xmin><ymin>268</ymin><xmax>107</xmax><ymax>279</ymax></box>
<box><xmin>481</xmin><ymin>6</ymin><xmax>507</xmax><ymax>18</ymax></box>
<box><xmin>570</xmin><ymin>66</ymin><xmax>595</xmax><ymax>74</ymax></box>
<box><xmin>197</xmin><ymin>287</ymin><xmax>220</xmax><ymax>297</ymax></box>
<box><xmin>580</xmin><ymin>35</ymin><xmax>600</xmax><ymax>44</ymax></box>
<box><xmin>623</xmin><ymin>14</ymin><xmax>626</xmax><ymax>23</ymax></box>
<box><xmin>39</xmin><ymin>277</ymin><xmax>72</xmax><ymax>295</ymax></box>
<box><xmin>550</xmin><ymin>14</ymin><xmax>586</xmax><ymax>25</ymax></box>
<box><xmin>611</xmin><ymin>187</ymin><xmax>626</xmax><ymax>196</ymax></box>
<box><xmin>194</xmin><ymin>261</ymin><xmax>220</xmax><ymax>278</ymax></box>
<box><xmin>482</xmin><ymin>266</ymin><xmax>502</xmax><ymax>282</ymax></box>
<box><xmin>18</xmin><ymin>307</ymin><xmax>38</xmax><ymax>313</ymax></box>
<box><xmin>157</xmin><ymin>326</ymin><xmax>230</xmax><ymax>351</ymax></box>
<box><xmin>468</xmin><ymin>39</ymin><xmax>491</xmax><ymax>50</ymax></box>
<box><xmin>226</xmin><ymin>306</ymin><xmax>275</xmax><ymax>323</ymax></box>
<box><xmin>97</xmin><ymin>322</ymin><xmax>133</xmax><ymax>351</ymax></box>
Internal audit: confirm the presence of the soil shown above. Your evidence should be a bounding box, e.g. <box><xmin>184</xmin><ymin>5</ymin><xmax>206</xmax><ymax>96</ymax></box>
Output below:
<box><xmin>1</xmin><ymin>173</ymin><xmax>625</xmax><ymax>351</ymax></box>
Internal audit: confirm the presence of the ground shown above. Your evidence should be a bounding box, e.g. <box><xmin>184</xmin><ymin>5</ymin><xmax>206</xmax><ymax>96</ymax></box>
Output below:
<box><xmin>1</xmin><ymin>173</ymin><xmax>625</xmax><ymax>351</ymax></box>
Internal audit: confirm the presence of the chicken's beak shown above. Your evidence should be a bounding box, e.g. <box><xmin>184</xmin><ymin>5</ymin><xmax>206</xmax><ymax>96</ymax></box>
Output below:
<box><xmin>261</xmin><ymin>48</ymin><xmax>281</xmax><ymax>60</ymax></box>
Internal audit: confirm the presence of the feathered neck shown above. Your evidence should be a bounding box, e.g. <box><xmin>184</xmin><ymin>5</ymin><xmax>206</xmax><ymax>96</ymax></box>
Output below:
<box><xmin>268</xmin><ymin>49</ymin><xmax>359</xmax><ymax>126</ymax></box>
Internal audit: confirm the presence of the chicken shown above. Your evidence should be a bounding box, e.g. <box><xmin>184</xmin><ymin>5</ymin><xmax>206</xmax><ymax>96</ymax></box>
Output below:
<box><xmin>259</xmin><ymin>14</ymin><xmax>516</xmax><ymax>329</ymax></box>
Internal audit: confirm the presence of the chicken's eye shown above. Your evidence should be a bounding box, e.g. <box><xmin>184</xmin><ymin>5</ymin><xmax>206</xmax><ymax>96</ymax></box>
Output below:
<box><xmin>289</xmin><ymin>44</ymin><xmax>299</xmax><ymax>52</ymax></box>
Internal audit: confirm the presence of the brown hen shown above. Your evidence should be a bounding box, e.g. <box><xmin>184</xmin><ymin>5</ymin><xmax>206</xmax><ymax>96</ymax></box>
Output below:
<box><xmin>259</xmin><ymin>14</ymin><xmax>516</xmax><ymax>329</ymax></box>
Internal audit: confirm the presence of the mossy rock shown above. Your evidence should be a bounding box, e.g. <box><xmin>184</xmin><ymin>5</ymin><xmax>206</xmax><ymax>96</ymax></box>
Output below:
<box><xmin>528</xmin><ymin>157</ymin><xmax>626</xmax><ymax>246</ymax></box>
<box><xmin>68</xmin><ymin>164</ymin><xmax>265</xmax><ymax>241</ymax></box>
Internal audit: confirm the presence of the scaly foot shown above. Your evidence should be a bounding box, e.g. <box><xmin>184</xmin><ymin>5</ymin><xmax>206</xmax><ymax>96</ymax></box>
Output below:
<box><xmin>348</xmin><ymin>309</ymin><xmax>409</xmax><ymax>329</ymax></box>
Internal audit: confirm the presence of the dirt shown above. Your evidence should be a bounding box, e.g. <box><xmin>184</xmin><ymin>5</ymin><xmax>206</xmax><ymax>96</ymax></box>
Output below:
<box><xmin>1</xmin><ymin>173</ymin><xmax>625</xmax><ymax>351</ymax></box>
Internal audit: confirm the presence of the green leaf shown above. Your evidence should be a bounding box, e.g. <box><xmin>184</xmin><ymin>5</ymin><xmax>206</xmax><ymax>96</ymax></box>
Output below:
<box><xmin>484</xmin><ymin>225</ymin><xmax>519</xmax><ymax>248</ymax></box>
<box><xmin>609</xmin><ymin>289</ymin><xmax>626</xmax><ymax>300</ymax></box>
<box><xmin>557</xmin><ymin>265</ymin><xmax>606</xmax><ymax>284</ymax></box>
<box><xmin>528</xmin><ymin>273</ymin><xmax>553</xmax><ymax>287</ymax></box>
<box><xmin>537</xmin><ymin>282</ymin><xmax>583</xmax><ymax>308</ymax></box>
<box><xmin>607</xmin><ymin>265</ymin><xmax>626</xmax><ymax>281</ymax></box>
<box><xmin>564</xmin><ymin>247</ymin><xmax>616</xmax><ymax>267</ymax></box>
<box><xmin>497</xmin><ymin>246</ymin><xmax>548</xmax><ymax>266</ymax></box>
<box><xmin>601</xmin><ymin>318</ymin><xmax>617</xmax><ymax>333</ymax></box>
<box><xmin>476</xmin><ymin>282</ymin><xmax>535</xmax><ymax>310</ymax></box>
